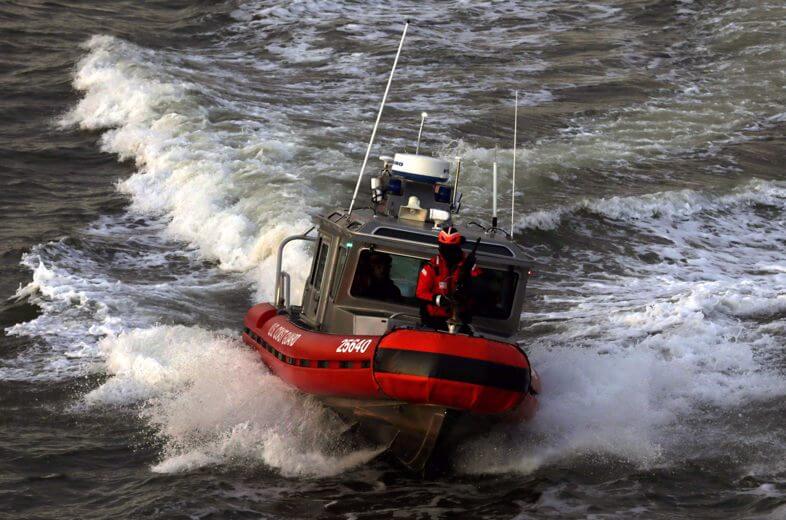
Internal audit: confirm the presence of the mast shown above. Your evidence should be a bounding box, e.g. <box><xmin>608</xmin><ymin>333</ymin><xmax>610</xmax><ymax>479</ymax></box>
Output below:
<box><xmin>348</xmin><ymin>21</ymin><xmax>409</xmax><ymax>216</ymax></box>
<box><xmin>415</xmin><ymin>111</ymin><xmax>427</xmax><ymax>154</ymax></box>
<box><xmin>511</xmin><ymin>90</ymin><xmax>518</xmax><ymax>238</ymax></box>
<box><xmin>492</xmin><ymin>161</ymin><xmax>498</xmax><ymax>230</ymax></box>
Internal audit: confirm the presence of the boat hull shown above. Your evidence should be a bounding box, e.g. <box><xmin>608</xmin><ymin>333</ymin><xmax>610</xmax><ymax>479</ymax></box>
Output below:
<box><xmin>242</xmin><ymin>303</ymin><xmax>539</xmax><ymax>470</ymax></box>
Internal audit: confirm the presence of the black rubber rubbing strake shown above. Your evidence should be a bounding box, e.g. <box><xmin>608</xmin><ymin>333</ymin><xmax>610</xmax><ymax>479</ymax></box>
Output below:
<box><xmin>374</xmin><ymin>348</ymin><xmax>530</xmax><ymax>393</ymax></box>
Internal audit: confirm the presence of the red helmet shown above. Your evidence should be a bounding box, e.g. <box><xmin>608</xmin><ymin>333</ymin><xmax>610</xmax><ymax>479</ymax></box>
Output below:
<box><xmin>438</xmin><ymin>226</ymin><xmax>463</xmax><ymax>245</ymax></box>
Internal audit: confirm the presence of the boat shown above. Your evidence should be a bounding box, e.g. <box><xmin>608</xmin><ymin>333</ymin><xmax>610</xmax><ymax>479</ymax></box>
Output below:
<box><xmin>241</xmin><ymin>22</ymin><xmax>540</xmax><ymax>473</ymax></box>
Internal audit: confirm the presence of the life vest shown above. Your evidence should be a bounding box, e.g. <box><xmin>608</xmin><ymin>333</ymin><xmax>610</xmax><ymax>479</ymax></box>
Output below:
<box><xmin>415</xmin><ymin>253</ymin><xmax>479</xmax><ymax>318</ymax></box>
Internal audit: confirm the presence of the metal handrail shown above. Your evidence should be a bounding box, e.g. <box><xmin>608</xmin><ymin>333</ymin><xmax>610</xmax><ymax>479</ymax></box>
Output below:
<box><xmin>388</xmin><ymin>312</ymin><xmax>421</xmax><ymax>322</ymax></box>
<box><xmin>274</xmin><ymin>232</ymin><xmax>316</xmax><ymax>308</ymax></box>
<box><xmin>280</xmin><ymin>271</ymin><xmax>291</xmax><ymax>310</ymax></box>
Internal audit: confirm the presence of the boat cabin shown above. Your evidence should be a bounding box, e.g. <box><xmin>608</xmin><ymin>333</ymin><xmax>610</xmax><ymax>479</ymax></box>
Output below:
<box><xmin>274</xmin><ymin>153</ymin><xmax>532</xmax><ymax>340</ymax></box>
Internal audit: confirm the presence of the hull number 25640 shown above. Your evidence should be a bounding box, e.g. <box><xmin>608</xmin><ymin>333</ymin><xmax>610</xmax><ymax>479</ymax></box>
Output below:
<box><xmin>336</xmin><ymin>339</ymin><xmax>372</xmax><ymax>353</ymax></box>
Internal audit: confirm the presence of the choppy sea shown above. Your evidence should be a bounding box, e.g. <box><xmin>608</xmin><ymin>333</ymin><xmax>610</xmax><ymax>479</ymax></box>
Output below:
<box><xmin>1</xmin><ymin>1</ymin><xmax>785</xmax><ymax>518</ymax></box>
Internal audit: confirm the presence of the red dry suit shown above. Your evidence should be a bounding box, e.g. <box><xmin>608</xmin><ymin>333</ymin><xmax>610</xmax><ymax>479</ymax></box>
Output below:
<box><xmin>415</xmin><ymin>253</ymin><xmax>480</xmax><ymax>319</ymax></box>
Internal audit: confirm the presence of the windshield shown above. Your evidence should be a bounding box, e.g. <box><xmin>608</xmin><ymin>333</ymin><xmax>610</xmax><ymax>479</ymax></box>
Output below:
<box><xmin>351</xmin><ymin>250</ymin><xmax>420</xmax><ymax>305</ymax></box>
<box><xmin>350</xmin><ymin>249</ymin><xmax>518</xmax><ymax>319</ymax></box>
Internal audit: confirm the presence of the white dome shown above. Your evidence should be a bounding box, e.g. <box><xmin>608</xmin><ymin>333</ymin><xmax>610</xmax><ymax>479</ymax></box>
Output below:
<box><xmin>390</xmin><ymin>153</ymin><xmax>450</xmax><ymax>183</ymax></box>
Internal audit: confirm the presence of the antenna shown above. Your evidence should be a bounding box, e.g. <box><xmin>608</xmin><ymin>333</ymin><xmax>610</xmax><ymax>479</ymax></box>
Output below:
<box><xmin>451</xmin><ymin>156</ymin><xmax>462</xmax><ymax>210</ymax></box>
<box><xmin>511</xmin><ymin>90</ymin><xmax>518</xmax><ymax>239</ymax></box>
<box><xmin>492</xmin><ymin>161</ymin><xmax>498</xmax><ymax>229</ymax></box>
<box><xmin>415</xmin><ymin>112</ymin><xmax>428</xmax><ymax>154</ymax></box>
<box><xmin>348</xmin><ymin>21</ymin><xmax>409</xmax><ymax>216</ymax></box>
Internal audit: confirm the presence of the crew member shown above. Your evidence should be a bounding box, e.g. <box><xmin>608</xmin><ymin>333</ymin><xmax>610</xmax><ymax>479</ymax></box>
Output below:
<box><xmin>415</xmin><ymin>225</ymin><xmax>479</xmax><ymax>331</ymax></box>
<box><xmin>354</xmin><ymin>251</ymin><xmax>402</xmax><ymax>302</ymax></box>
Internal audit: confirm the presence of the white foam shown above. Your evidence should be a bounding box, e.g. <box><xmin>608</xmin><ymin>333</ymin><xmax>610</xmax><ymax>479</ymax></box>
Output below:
<box><xmin>3</xmin><ymin>251</ymin><xmax>121</xmax><ymax>380</ymax></box>
<box><xmin>86</xmin><ymin>325</ymin><xmax>381</xmax><ymax>477</ymax></box>
<box><xmin>23</xmin><ymin>3</ymin><xmax>786</xmax><ymax>480</ymax></box>
<box><xmin>61</xmin><ymin>35</ymin><xmax>314</xmax><ymax>296</ymax></box>
<box><xmin>516</xmin><ymin>178</ymin><xmax>786</xmax><ymax>231</ymax></box>
<box><xmin>453</xmin><ymin>177</ymin><xmax>786</xmax><ymax>475</ymax></box>
<box><xmin>458</xmin><ymin>273</ymin><xmax>786</xmax><ymax>475</ymax></box>
<box><xmin>457</xmin><ymin>182</ymin><xmax>786</xmax><ymax>475</ymax></box>
<box><xmin>1</xmin><ymin>214</ymin><xmax>260</xmax><ymax>382</ymax></box>
<box><xmin>267</xmin><ymin>37</ymin><xmax>334</xmax><ymax>64</ymax></box>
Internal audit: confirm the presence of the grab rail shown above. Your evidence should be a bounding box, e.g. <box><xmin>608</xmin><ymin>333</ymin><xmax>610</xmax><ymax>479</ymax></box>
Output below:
<box><xmin>275</xmin><ymin>231</ymin><xmax>316</xmax><ymax>309</ymax></box>
<box><xmin>279</xmin><ymin>271</ymin><xmax>291</xmax><ymax>310</ymax></box>
<box><xmin>388</xmin><ymin>312</ymin><xmax>421</xmax><ymax>322</ymax></box>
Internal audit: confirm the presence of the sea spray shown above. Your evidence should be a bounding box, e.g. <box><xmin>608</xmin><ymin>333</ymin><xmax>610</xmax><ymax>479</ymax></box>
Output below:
<box><xmin>86</xmin><ymin>325</ymin><xmax>381</xmax><ymax>476</ymax></box>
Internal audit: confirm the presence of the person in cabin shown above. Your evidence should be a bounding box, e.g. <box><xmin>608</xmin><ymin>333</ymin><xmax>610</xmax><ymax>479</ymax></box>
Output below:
<box><xmin>354</xmin><ymin>251</ymin><xmax>402</xmax><ymax>302</ymax></box>
<box><xmin>416</xmin><ymin>225</ymin><xmax>480</xmax><ymax>332</ymax></box>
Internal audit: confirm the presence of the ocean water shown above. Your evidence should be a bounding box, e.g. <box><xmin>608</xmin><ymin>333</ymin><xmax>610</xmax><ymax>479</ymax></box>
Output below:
<box><xmin>1</xmin><ymin>1</ymin><xmax>785</xmax><ymax>518</ymax></box>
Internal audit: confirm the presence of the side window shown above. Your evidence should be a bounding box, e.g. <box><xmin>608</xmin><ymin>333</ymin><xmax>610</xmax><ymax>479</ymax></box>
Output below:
<box><xmin>350</xmin><ymin>250</ymin><xmax>424</xmax><ymax>306</ymax></box>
<box><xmin>330</xmin><ymin>246</ymin><xmax>348</xmax><ymax>299</ymax></box>
<box><xmin>308</xmin><ymin>238</ymin><xmax>322</xmax><ymax>284</ymax></box>
<box><xmin>347</xmin><ymin>248</ymin><xmax>519</xmax><ymax>319</ymax></box>
<box><xmin>311</xmin><ymin>241</ymin><xmax>330</xmax><ymax>290</ymax></box>
<box><xmin>389</xmin><ymin>255</ymin><xmax>427</xmax><ymax>299</ymax></box>
<box><xmin>470</xmin><ymin>268</ymin><xmax>518</xmax><ymax>320</ymax></box>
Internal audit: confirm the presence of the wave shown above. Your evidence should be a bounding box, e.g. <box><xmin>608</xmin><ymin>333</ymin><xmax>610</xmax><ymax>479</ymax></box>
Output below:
<box><xmin>84</xmin><ymin>325</ymin><xmax>381</xmax><ymax>477</ymax></box>
<box><xmin>456</xmin><ymin>244</ymin><xmax>786</xmax><ymax>475</ymax></box>
<box><xmin>11</xmin><ymin>0</ymin><xmax>786</xmax><ymax>479</ymax></box>
<box><xmin>60</xmin><ymin>35</ymin><xmax>314</xmax><ymax>301</ymax></box>
<box><xmin>517</xmin><ymin>178</ymin><xmax>786</xmax><ymax>231</ymax></box>
<box><xmin>437</xmin><ymin>1</ymin><xmax>786</xmax><ymax>194</ymax></box>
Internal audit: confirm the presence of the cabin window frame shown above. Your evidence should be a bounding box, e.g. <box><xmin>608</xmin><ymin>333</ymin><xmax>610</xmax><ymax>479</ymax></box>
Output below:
<box><xmin>330</xmin><ymin>245</ymin><xmax>349</xmax><ymax>300</ymax></box>
<box><xmin>349</xmin><ymin>247</ymin><xmax>427</xmax><ymax>307</ymax></box>
<box><xmin>371</xmin><ymin>227</ymin><xmax>515</xmax><ymax>257</ymax></box>
<box><xmin>348</xmin><ymin>247</ymin><xmax>520</xmax><ymax>321</ymax></box>
<box><xmin>308</xmin><ymin>237</ymin><xmax>322</xmax><ymax>285</ymax></box>
<box><xmin>310</xmin><ymin>239</ymin><xmax>330</xmax><ymax>291</ymax></box>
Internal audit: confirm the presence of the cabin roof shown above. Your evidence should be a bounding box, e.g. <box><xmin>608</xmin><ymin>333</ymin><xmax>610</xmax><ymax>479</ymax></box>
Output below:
<box><xmin>317</xmin><ymin>209</ymin><xmax>532</xmax><ymax>266</ymax></box>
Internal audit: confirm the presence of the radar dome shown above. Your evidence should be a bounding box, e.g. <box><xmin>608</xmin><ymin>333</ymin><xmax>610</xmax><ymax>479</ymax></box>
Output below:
<box><xmin>391</xmin><ymin>153</ymin><xmax>450</xmax><ymax>183</ymax></box>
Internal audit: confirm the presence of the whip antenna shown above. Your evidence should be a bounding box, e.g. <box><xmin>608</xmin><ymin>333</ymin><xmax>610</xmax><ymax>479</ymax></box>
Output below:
<box><xmin>492</xmin><ymin>158</ymin><xmax>498</xmax><ymax>230</ymax></box>
<box><xmin>348</xmin><ymin>21</ymin><xmax>409</xmax><ymax>216</ymax></box>
<box><xmin>416</xmin><ymin>111</ymin><xmax>428</xmax><ymax>154</ymax></box>
<box><xmin>511</xmin><ymin>90</ymin><xmax>518</xmax><ymax>238</ymax></box>
<box><xmin>451</xmin><ymin>156</ymin><xmax>462</xmax><ymax>208</ymax></box>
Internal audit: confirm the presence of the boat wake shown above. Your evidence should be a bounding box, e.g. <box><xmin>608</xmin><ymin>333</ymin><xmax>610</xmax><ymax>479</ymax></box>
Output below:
<box><xmin>61</xmin><ymin>34</ymin><xmax>315</xmax><ymax>298</ymax></box>
<box><xmin>86</xmin><ymin>325</ymin><xmax>381</xmax><ymax>477</ymax></box>
<box><xmin>4</xmin><ymin>4</ymin><xmax>786</xmax><ymax>478</ymax></box>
